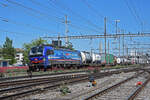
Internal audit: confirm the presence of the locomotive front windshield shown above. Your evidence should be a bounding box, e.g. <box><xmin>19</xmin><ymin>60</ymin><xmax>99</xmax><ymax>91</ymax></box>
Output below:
<box><xmin>29</xmin><ymin>46</ymin><xmax>43</xmax><ymax>56</ymax></box>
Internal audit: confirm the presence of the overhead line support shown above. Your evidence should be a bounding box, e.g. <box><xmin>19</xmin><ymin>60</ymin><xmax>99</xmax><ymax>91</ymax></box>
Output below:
<box><xmin>104</xmin><ymin>17</ymin><xmax>107</xmax><ymax>64</ymax></box>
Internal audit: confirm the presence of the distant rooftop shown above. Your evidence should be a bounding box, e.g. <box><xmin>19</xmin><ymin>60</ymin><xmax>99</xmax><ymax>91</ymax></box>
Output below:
<box><xmin>15</xmin><ymin>48</ymin><xmax>24</xmax><ymax>53</ymax></box>
<box><xmin>0</xmin><ymin>58</ymin><xmax>11</xmax><ymax>61</ymax></box>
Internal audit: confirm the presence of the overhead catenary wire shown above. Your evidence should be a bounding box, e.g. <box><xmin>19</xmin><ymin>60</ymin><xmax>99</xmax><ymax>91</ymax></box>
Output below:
<box><xmin>31</xmin><ymin>0</ymin><xmax>102</xmax><ymax>34</ymax></box>
<box><xmin>29</xmin><ymin>0</ymin><xmax>65</xmax><ymax>16</ymax></box>
<box><xmin>49</xmin><ymin>0</ymin><xmax>103</xmax><ymax>32</ymax></box>
<box><xmin>3</xmin><ymin>0</ymin><xmax>100</xmax><ymax>36</ymax></box>
<box><xmin>69</xmin><ymin>23</ymin><xmax>100</xmax><ymax>33</ymax></box>
<box><xmin>0</xmin><ymin>28</ymin><xmax>35</xmax><ymax>36</ymax></box>
<box><xmin>80</xmin><ymin>0</ymin><xmax>104</xmax><ymax>18</ymax></box>
<box><xmin>80</xmin><ymin>0</ymin><xmax>119</xmax><ymax>30</ymax></box>
<box><xmin>0</xmin><ymin>16</ymin><xmax>57</xmax><ymax>33</ymax></box>
<box><xmin>0</xmin><ymin>2</ymin><xmax>96</xmax><ymax>41</ymax></box>
<box><xmin>5</xmin><ymin>0</ymin><xmax>64</xmax><ymax>22</ymax></box>
<box><xmin>49</xmin><ymin>0</ymin><xmax>103</xmax><ymax>33</ymax></box>
<box><xmin>81</xmin><ymin>0</ymin><xmax>131</xmax><ymax>38</ymax></box>
<box><xmin>130</xmin><ymin>0</ymin><xmax>149</xmax><ymax>32</ymax></box>
<box><xmin>0</xmin><ymin>2</ymin><xmax>8</xmax><ymax>7</ymax></box>
<box><xmin>130</xmin><ymin>0</ymin><xmax>143</xmax><ymax>23</ymax></box>
<box><xmin>0</xmin><ymin>1</ymin><xmax>56</xmax><ymax>25</ymax></box>
<box><xmin>48</xmin><ymin>0</ymin><xmax>102</xmax><ymax>33</ymax></box>
<box><xmin>2</xmin><ymin>0</ymin><xmax>68</xmax><ymax>36</ymax></box>
<box><xmin>29</xmin><ymin>0</ymin><xmax>100</xmax><ymax>34</ymax></box>
<box><xmin>123</xmin><ymin>0</ymin><xmax>143</xmax><ymax>29</ymax></box>
<box><xmin>129</xmin><ymin>0</ymin><xmax>144</xmax><ymax>32</ymax></box>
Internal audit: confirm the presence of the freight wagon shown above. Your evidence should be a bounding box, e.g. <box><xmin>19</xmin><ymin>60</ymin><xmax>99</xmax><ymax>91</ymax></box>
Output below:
<box><xmin>101</xmin><ymin>54</ymin><xmax>116</xmax><ymax>65</ymax></box>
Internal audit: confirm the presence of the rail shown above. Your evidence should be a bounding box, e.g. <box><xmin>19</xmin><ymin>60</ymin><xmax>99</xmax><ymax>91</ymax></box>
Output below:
<box><xmin>84</xmin><ymin>71</ymin><xmax>144</xmax><ymax>100</ymax></box>
<box><xmin>127</xmin><ymin>76</ymin><xmax>150</xmax><ymax>100</ymax></box>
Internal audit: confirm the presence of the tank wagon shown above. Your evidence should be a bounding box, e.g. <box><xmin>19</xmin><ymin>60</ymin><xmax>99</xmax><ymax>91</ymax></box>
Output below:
<box><xmin>91</xmin><ymin>53</ymin><xmax>101</xmax><ymax>64</ymax></box>
<box><xmin>80</xmin><ymin>51</ymin><xmax>92</xmax><ymax>65</ymax></box>
<box><xmin>116</xmin><ymin>57</ymin><xmax>132</xmax><ymax>65</ymax></box>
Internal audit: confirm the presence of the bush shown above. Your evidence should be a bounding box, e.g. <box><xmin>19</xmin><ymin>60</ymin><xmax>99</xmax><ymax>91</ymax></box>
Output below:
<box><xmin>0</xmin><ymin>72</ymin><xmax>4</xmax><ymax>78</ymax></box>
<box><xmin>87</xmin><ymin>70</ymin><xmax>92</xmax><ymax>74</ymax></box>
<box><xmin>60</xmin><ymin>82</ymin><xmax>71</xmax><ymax>95</ymax></box>
<box><xmin>93</xmin><ymin>68</ymin><xmax>100</xmax><ymax>73</ymax></box>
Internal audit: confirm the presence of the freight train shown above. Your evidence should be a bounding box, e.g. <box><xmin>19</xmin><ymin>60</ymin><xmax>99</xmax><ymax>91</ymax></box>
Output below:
<box><xmin>28</xmin><ymin>45</ymin><xmax>116</xmax><ymax>71</ymax></box>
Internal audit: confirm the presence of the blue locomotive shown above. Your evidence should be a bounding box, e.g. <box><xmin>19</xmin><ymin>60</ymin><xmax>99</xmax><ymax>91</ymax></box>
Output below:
<box><xmin>29</xmin><ymin>45</ymin><xmax>82</xmax><ymax>71</ymax></box>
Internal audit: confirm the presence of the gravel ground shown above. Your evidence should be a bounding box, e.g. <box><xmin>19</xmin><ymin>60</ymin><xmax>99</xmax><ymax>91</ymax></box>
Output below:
<box><xmin>19</xmin><ymin>71</ymin><xmax>137</xmax><ymax>100</ymax></box>
<box><xmin>91</xmin><ymin>72</ymin><xmax>149</xmax><ymax>100</ymax></box>
<box><xmin>0</xmin><ymin>72</ymin><xmax>87</xmax><ymax>97</ymax></box>
<box><xmin>74</xmin><ymin>72</ymin><xmax>137</xmax><ymax>100</ymax></box>
<box><xmin>95</xmin><ymin>73</ymin><xmax>148</xmax><ymax>100</ymax></box>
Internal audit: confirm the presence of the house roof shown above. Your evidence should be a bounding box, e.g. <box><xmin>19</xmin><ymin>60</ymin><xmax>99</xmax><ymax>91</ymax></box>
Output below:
<box><xmin>15</xmin><ymin>48</ymin><xmax>24</xmax><ymax>53</ymax></box>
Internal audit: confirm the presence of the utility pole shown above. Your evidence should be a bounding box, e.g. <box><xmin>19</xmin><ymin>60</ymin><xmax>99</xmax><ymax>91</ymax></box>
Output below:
<box><xmin>64</xmin><ymin>15</ymin><xmax>70</xmax><ymax>47</ymax></box>
<box><xmin>115</xmin><ymin>20</ymin><xmax>120</xmax><ymax>57</ymax></box>
<box><xmin>104</xmin><ymin>17</ymin><xmax>107</xmax><ymax>64</ymax></box>
<box><xmin>99</xmin><ymin>41</ymin><xmax>102</xmax><ymax>54</ymax></box>
<box><xmin>122</xmin><ymin>30</ymin><xmax>125</xmax><ymax>63</ymax></box>
<box><xmin>57</xmin><ymin>23</ymin><xmax>61</xmax><ymax>47</ymax></box>
<box><xmin>126</xmin><ymin>46</ymin><xmax>128</xmax><ymax>59</ymax></box>
<box><xmin>119</xmin><ymin>34</ymin><xmax>120</xmax><ymax>57</ymax></box>
<box><xmin>108</xmin><ymin>40</ymin><xmax>109</xmax><ymax>64</ymax></box>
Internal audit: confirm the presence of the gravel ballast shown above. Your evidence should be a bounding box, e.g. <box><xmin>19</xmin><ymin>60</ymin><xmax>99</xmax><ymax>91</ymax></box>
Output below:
<box><xmin>20</xmin><ymin>71</ymin><xmax>138</xmax><ymax>100</ymax></box>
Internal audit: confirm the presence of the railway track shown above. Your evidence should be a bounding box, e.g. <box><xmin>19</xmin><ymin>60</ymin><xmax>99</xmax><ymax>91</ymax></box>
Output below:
<box><xmin>0</xmin><ymin>67</ymin><xmax>146</xmax><ymax>100</ymax></box>
<box><xmin>0</xmin><ymin>70</ymin><xmax>87</xmax><ymax>81</ymax></box>
<box><xmin>0</xmin><ymin>72</ymin><xmax>116</xmax><ymax>100</ymax></box>
<box><xmin>127</xmin><ymin>75</ymin><xmax>150</xmax><ymax>100</ymax></box>
<box><xmin>0</xmin><ymin>73</ymin><xmax>87</xmax><ymax>89</ymax></box>
<box><xmin>84</xmin><ymin>71</ymin><xmax>149</xmax><ymax>100</ymax></box>
<box><xmin>0</xmin><ymin>74</ymin><xmax>88</xmax><ymax>100</ymax></box>
<box><xmin>0</xmin><ymin>66</ymin><xmax>146</xmax><ymax>82</ymax></box>
<box><xmin>53</xmin><ymin>71</ymin><xmax>137</xmax><ymax>100</ymax></box>
<box><xmin>0</xmin><ymin>66</ymin><xmax>143</xmax><ymax>89</ymax></box>
<box><xmin>0</xmin><ymin>67</ymin><xmax>142</xmax><ymax>100</ymax></box>
<box><xmin>0</xmin><ymin>71</ymin><xmax>114</xmax><ymax>100</ymax></box>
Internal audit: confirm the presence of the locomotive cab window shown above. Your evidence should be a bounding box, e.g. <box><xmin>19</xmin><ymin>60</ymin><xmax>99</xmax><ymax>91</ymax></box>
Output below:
<box><xmin>31</xmin><ymin>47</ymin><xmax>37</xmax><ymax>54</ymax></box>
<box><xmin>46</xmin><ymin>50</ymin><xmax>54</xmax><ymax>55</ymax></box>
<box><xmin>37</xmin><ymin>46</ymin><xmax>43</xmax><ymax>53</ymax></box>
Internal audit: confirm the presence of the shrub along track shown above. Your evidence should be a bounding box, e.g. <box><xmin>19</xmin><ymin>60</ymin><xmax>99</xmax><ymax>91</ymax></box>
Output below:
<box><xmin>0</xmin><ymin>67</ymin><xmax>145</xmax><ymax>100</ymax></box>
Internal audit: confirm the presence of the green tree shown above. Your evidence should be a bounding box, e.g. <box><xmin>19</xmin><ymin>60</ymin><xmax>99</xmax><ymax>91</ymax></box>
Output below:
<box><xmin>2</xmin><ymin>37</ymin><xmax>16</xmax><ymax>64</ymax></box>
<box><xmin>57</xmin><ymin>42</ymin><xmax>74</xmax><ymax>50</ymax></box>
<box><xmin>67</xmin><ymin>42</ymin><xmax>74</xmax><ymax>50</ymax></box>
<box><xmin>23</xmin><ymin>38</ymin><xmax>48</xmax><ymax>64</ymax></box>
<box><xmin>0</xmin><ymin>45</ymin><xmax>2</xmax><ymax>58</ymax></box>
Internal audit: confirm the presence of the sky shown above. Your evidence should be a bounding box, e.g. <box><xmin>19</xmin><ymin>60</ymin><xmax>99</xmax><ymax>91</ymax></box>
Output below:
<box><xmin>0</xmin><ymin>0</ymin><xmax>150</xmax><ymax>56</ymax></box>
